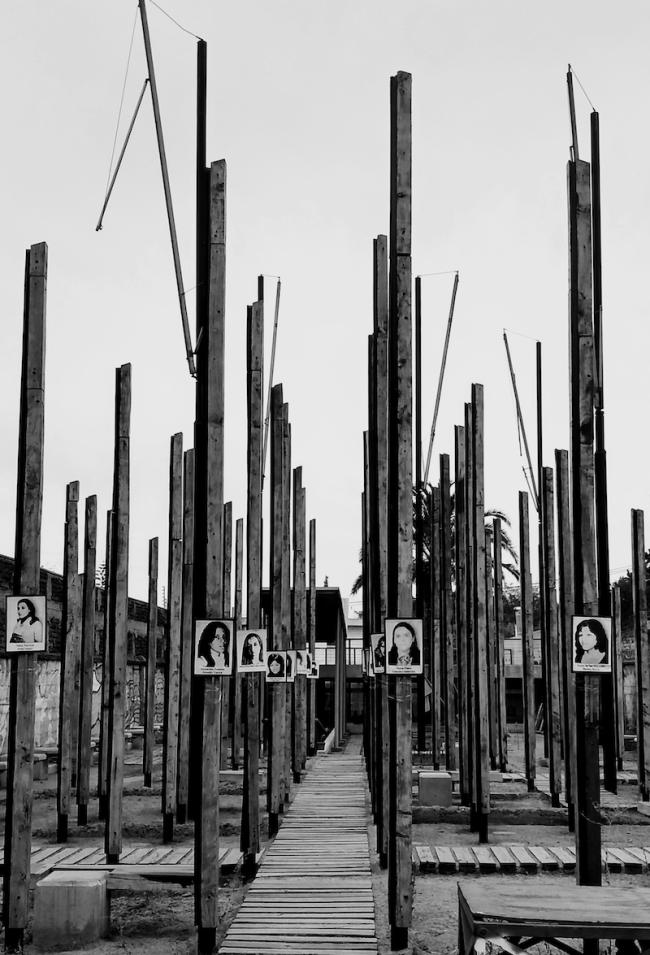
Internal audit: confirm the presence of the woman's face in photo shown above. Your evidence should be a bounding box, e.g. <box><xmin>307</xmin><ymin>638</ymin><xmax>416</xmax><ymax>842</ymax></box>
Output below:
<box><xmin>17</xmin><ymin>601</ymin><xmax>29</xmax><ymax>621</ymax></box>
<box><xmin>393</xmin><ymin>625</ymin><xmax>412</xmax><ymax>655</ymax></box>
<box><xmin>578</xmin><ymin>625</ymin><xmax>597</xmax><ymax>652</ymax></box>
<box><xmin>211</xmin><ymin>629</ymin><xmax>227</xmax><ymax>654</ymax></box>
<box><xmin>269</xmin><ymin>657</ymin><xmax>281</xmax><ymax>675</ymax></box>
<box><xmin>377</xmin><ymin>637</ymin><xmax>385</xmax><ymax>654</ymax></box>
<box><xmin>249</xmin><ymin>635</ymin><xmax>261</xmax><ymax>655</ymax></box>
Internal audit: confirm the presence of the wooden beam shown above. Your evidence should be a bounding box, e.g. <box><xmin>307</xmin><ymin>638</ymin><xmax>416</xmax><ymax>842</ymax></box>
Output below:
<box><xmin>518</xmin><ymin>491</ymin><xmax>536</xmax><ymax>793</ymax></box>
<box><xmin>485</xmin><ymin>525</ymin><xmax>497</xmax><ymax>770</ymax></box>
<box><xmin>98</xmin><ymin>510</ymin><xmax>113</xmax><ymax>819</ymax></box>
<box><xmin>431</xmin><ymin>485</ymin><xmax>442</xmax><ymax>774</ymax></box>
<box><xmin>177</xmin><ymin>450</ymin><xmax>194</xmax><ymax>815</ymax></box>
<box><xmin>232</xmin><ymin>517</ymin><xmax>243</xmax><ymax>770</ymax></box>
<box><xmin>293</xmin><ymin>468</ymin><xmax>307</xmax><ymax>780</ymax></box>
<box><xmin>308</xmin><ymin>519</ymin><xmax>317</xmax><ymax>757</ymax></box>
<box><xmin>440</xmin><ymin>454</ymin><xmax>456</xmax><ymax>770</ymax></box>
<box><xmin>542</xmin><ymin>467</ymin><xmax>562</xmax><ymax>807</ymax></box>
<box><xmin>611</xmin><ymin>584</ymin><xmax>625</xmax><ymax>772</ymax></box>
<box><xmin>281</xmin><ymin>407</ymin><xmax>292</xmax><ymax>782</ymax></box>
<box><xmin>221</xmin><ymin>501</ymin><xmax>233</xmax><ymax>770</ymax></box>
<box><xmin>268</xmin><ymin>383</ymin><xmax>284</xmax><ymax>837</ymax></box>
<box><xmin>144</xmin><ymin>536</ymin><xmax>158</xmax><ymax>790</ymax></box>
<box><xmin>455</xmin><ymin>424</ymin><xmax>469</xmax><ymax>789</ymax></box>
<box><xmin>632</xmin><ymin>510</ymin><xmax>650</xmax><ymax>801</ymax></box>
<box><xmin>464</xmin><ymin>404</ymin><xmax>477</xmax><ymax>822</ymax></box>
<box><xmin>492</xmin><ymin>518</ymin><xmax>508</xmax><ymax>771</ymax></box>
<box><xmin>77</xmin><ymin>495</ymin><xmax>97</xmax><ymax>825</ymax></box>
<box><xmin>556</xmin><ymin>449</ymin><xmax>576</xmax><ymax>829</ymax></box>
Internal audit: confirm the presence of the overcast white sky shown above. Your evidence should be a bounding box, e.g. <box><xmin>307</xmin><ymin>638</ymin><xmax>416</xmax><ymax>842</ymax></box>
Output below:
<box><xmin>1</xmin><ymin>2</ymin><xmax>648</xmax><ymax>606</ymax></box>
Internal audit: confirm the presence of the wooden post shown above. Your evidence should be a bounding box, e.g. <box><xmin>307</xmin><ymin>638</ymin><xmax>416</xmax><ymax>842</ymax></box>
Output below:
<box><xmin>464</xmin><ymin>404</ymin><xmax>477</xmax><ymax>823</ymax></box>
<box><xmin>293</xmin><ymin>468</ymin><xmax>307</xmax><ymax>780</ymax></box>
<box><xmin>542</xmin><ymin>467</ymin><xmax>562</xmax><ymax>807</ymax></box>
<box><xmin>387</xmin><ymin>70</ymin><xmax>413</xmax><ymax>949</ymax></box>
<box><xmin>440</xmin><ymin>453</ymin><xmax>456</xmax><ymax>770</ymax></box>
<box><xmin>471</xmin><ymin>385</ymin><xmax>490</xmax><ymax>843</ymax></box>
<box><xmin>144</xmin><ymin>537</ymin><xmax>158</xmax><ymax>789</ymax></box>
<box><xmin>414</xmin><ymin>277</ymin><xmax>426</xmax><ymax>752</ymax></box>
<box><xmin>568</xmin><ymin>157</ymin><xmax>601</xmax><ymax>894</ymax></box>
<box><xmin>281</xmin><ymin>406</ymin><xmax>292</xmax><ymax>787</ymax></box>
<box><xmin>485</xmin><ymin>525</ymin><xmax>497</xmax><ymax>770</ymax></box>
<box><xmin>632</xmin><ymin>510</ymin><xmax>650</xmax><ymax>801</ymax></box>
<box><xmin>268</xmin><ymin>383</ymin><xmax>284</xmax><ymax>837</ymax></box>
<box><xmin>98</xmin><ymin>510</ymin><xmax>113</xmax><ymax>819</ymax></box>
<box><xmin>105</xmin><ymin>362</ymin><xmax>131</xmax><ymax>863</ymax></box>
<box><xmin>455</xmin><ymin>428</ymin><xmax>469</xmax><ymax>797</ymax></box>
<box><xmin>77</xmin><ymin>495</ymin><xmax>97</xmax><ymax>825</ymax></box>
<box><xmin>556</xmin><ymin>449</ymin><xmax>576</xmax><ymax>829</ymax></box>
<box><xmin>537</xmin><ymin>342</ymin><xmax>549</xmax><ymax>760</ymax></box>
<box><xmin>220</xmin><ymin>501</ymin><xmax>233</xmax><ymax>770</ymax></box>
<box><xmin>518</xmin><ymin>491</ymin><xmax>536</xmax><ymax>792</ymax></box>
<box><xmin>194</xmin><ymin>159</ymin><xmax>226</xmax><ymax>952</ymax></box>
<box><xmin>231</xmin><ymin>518</ymin><xmax>243</xmax><ymax>770</ymax></box>
<box><xmin>177</xmin><ymin>450</ymin><xmax>194</xmax><ymax>814</ymax></box>
<box><xmin>3</xmin><ymin>242</ymin><xmax>46</xmax><ymax>951</ymax></box>
<box><xmin>430</xmin><ymin>486</ymin><xmax>442</xmax><ymax>773</ymax></box>
<box><xmin>493</xmin><ymin>518</ymin><xmax>508</xmax><ymax>771</ymax></box>
<box><xmin>612</xmin><ymin>584</ymin><xmax>625</xmax><ymax>772</ymax></box>
<box><xmin>241</xmin><ymin>296</ymin><xmax>263</xmax><ymax>878</ymax></box>
<box><xmin>308</xmin><ymin>519</ymin><xmax>317</xmax><ymax>756</ymax></box>
<box><xmin>57</xmin><ymin>481</ymin><xmax>81</xmax><ymax>843</ymax></box>
<box><xmin>162</xmin><ymin>432</ymin><xmax>183</xmax><ymax>842</ymax></box>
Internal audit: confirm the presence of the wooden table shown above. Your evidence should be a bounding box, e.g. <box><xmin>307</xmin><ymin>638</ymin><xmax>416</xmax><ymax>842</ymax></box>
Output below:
<box><xmin>458</xmin><ymin>882</ymin><xmax>650</xmax><ymax>955</ymax></box>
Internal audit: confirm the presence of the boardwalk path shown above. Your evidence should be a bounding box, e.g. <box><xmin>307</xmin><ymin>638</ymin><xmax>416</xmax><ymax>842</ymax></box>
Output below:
<box><xmin>221</xmin><ymin>747</ymin><xmax>378</xmax><ymax>954</ymax></box>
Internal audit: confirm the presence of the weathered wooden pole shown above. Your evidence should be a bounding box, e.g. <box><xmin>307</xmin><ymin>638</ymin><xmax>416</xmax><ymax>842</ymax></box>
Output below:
<box><xmin>293</xmin><ymin>468</ymin><xmax>307</xmax><ymax>780</ymax></box>
<box><xmin>493</xmin><ymin>518</ymin><xmax>508</xmax><ymax>771</ymax></box>
<box><xmin>556</xmin><ymin>449</ymin><xmax>576</xmax><ymax>829</ymax></box>
<box><xmin>414</xmin><ymin>277</ymin><xmax>426</xmax><ymax>751</ymax></box>
<box><xmin>241</xmin><ymin>295</ymin><xmax>263</xmax><ymax>879</ymax></box>
<box><xmin>518</xmin><ymin>491</ymin><xmax>536</xmax><ymax>792</ymax></box>
<box><xmin>542</xmin><ymin>467</ymin><xmax>562</xmax><ymax>807</ymax></box>
<box><xmin>537</xmin><ymin>342</ymin><xmax>549</xmax><ymax>759</ymax></box>
<box><xmin>611</xmin><ymin>584</ymin><xmax>625</xmax><ymax>772</ymax></box>
<box><xmin>98</xmin><ymin>510</ymin><xmax>113</xmax><ymax>819</ymax></box>
<box><xmin>144</xmin><ymin>536</ymin><xmax>158</xmax><ymax>789</ymax></box>
<box><xmin>485</xmin><ymin>525</ymin><xmax>497</xmax><ymax>770</ymax></box>
<box><xmin>464</xmin><ymin>404</ymin><xmax>477</xmax><ymax>822</ymax></box>
<box><xmin>632</xmin><ymin>510</ymin><xmax>650</xmax><ymax>802</ymax></box>
<box><xmin>308</xmin><ymin>519</ymin><xmax>317</xmax><ymax>756</ymax></box>
<box><xmin>430</xmin><ymin>486</ymin><xmax>442</xmax><ymax>773</ymax></box>
<box><xmin>3</xmin><ymin>242</ymin><xmax>46</xmax><ymax>951</ymax></box>
<box><xmin>162</xmin><ymin>432</ymin><xmax>183</xmax><ymax>842</ymax></box>
<box><xmin>387</xmin><ymin>70</ymin><xmax>413</xmax><ymax>949</ymax></box>
<box><xmin>57</xmin><ymin>481</ymin><xmax>82</xmax><ymax>843</ymax></box>
<box><xmin>568</xmin><ymin>156</ymin><xmax>601</xmax><ymax>897</ymax></box>
<box><xmin>105</xmin><ymin>362</ymin><xmax>131</xmax><ymax>864</ymax></box>
<box><xmin>455</xmin><ymin>427</ymin><xmax>469</xmax><ymax>796</ymax></box>
<box><xmin>77</xmin><ymin>495</ymin><xmax>97</xmax><ymax>825</ymax></box>
<box><xmin>282</xmin><ymin>406</ymin><xmax>293</xmax><ymax>785</ymax></box>
<box><xmin>440</xmin><ymin>453</ymin><xmax>456</xmax><ymax>770</ymax></box>
<box><xmin>220</xmin><ymin>501</ymin><xmax>233</xmax><ymax>770</ymax></box>
<box><xmin>177</xmin><ymin>449</ymin><xmax>194</xmax><ymax>815</ymax></box>
<box><xmin>232</xmin><ymin>517</ymin><xmax>243</xmax><ymax>770</ymax></box>
<box><xmin>268</xmin><ymin>383</ymin><xmax>284</xmax><ymax>837</ymax></box>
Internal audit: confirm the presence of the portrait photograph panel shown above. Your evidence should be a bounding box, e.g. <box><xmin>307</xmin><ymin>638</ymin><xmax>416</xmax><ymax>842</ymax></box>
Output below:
<box><xmin>237</xmin><ymin>629</ymin><xmax>267</xmax><ymax>673</ymax></box>
<box><xmin>285</xmin><ymin>649</ymin><xmax>296</xmax><ymax>683</ymax></box>
<box><xmin>307</xmin><ymin>660</ymin><xmax>319</xmax><ymax>679</ymax></box>
<box><xmin>6</xmin><ymin>595</ymin><xmax>47</xmax><ymax>653</ymax></box>
<box><xmin>295</xmin><ymin>648</ymin><xmax>308</xmax><ymax>675</ymax></box>
<box><xmin>572</xmin><ymin>615</ymin><xmax>612</xmax><ymax>673</ymax></box>
<box><xmin>265</xmin><ymin>650</ymin><xmax>286</xmax><ymax>683</ymax></box>
<box><xmin>370</xmin><ymin>632</ymin><xmax>385</xmax><ymax>674</ymax></box>
<box><xmin>194</xmin><ymin>619</ymin><xmax>234</xmax><ymax>676</ymax></box>
<box><xmin>384</xmin><ymin>618</ymin><xmax>423</xmax><ymax>675</ymax></box>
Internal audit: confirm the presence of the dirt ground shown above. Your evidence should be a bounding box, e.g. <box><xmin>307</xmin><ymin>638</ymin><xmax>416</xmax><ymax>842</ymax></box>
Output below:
<box><xmin>4</xmin><ymin>734</ymin><xmax>650</xmax><ymax>953</ymax></box>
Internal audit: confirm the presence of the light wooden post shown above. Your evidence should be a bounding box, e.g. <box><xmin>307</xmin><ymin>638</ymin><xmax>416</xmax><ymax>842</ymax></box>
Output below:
<box><xmin>3</xmin><ymin>243</ymin><xmax>46</xmax><ymax>951</ymax></box>
<box><xmin>493</xmin><ymin>518</ymin><xmax>508</xmax><ymax>771</ymax></box>
<box><xmin>611</xmin><ymin>584</ymin><xmax>625</xmax><ymax>772</ymax></box>
<box><xmin>519</xmin><ymin>492</ymin><xmax>536</xmax><ymax>792</ymax></box>
<box><xmin>220</xmin><ymin>501</ymin><xmax>233</xmax><ymax>770</ymax></box>
<box><xmin>632</xmin><ymin>510</ymin><xmax>650</xmax><ymax>802</ymax></box>
<box><xmin>293</xmin><ymin>468</ymin><xmax>307</xmax><ymax>780</ymax></box>
<box><xmin>232</xmin><ymin>518</ymin><xmax>243</xmax><ymax>770</ymax></box>
<box><xmin>414</xmin><ymin>278</ymin><xmax>426</xmax><ymax>752</ymax></box>
<box><xmin>268</xmin><ymin>383</ymin><xmax>284</xmax><ymax>837</ymax></box>
<box><xmin>241</xmin><ymin>296</ymin><xmax>263</xmax><ymax>878</ymax></box>
<box><xmin>430</xmin><ymin>486</ymin><xmax>442</xmax><ymax>773</ymax></box>
<box><xmin>464</xmin><ymin>405</ymin><xmax>477</xmax><ymax>823</ymax></box>
<box><xmin>308</xmin><ymin>519</ymin><xmax>317</xmax><ymax>756</ymax></box>
<box><xmin>455</xmin><ymin>426</ymin><xmax>469</xmax><ymax>793</ymax></box>
<box><xmin>485</xmin><ymin>525</ymin><xmax>497</xmax><ymax>770</ymax></box>
<box><xmin>162</xmin><ymin>432</ymin><xmax>183</xmax><ymax>842</ymax></box>
<box><xmin>281</xmin><ymin>406</ymin><xmax>292</xmax><ymax>787</ymax></box>
<box><xmin>98</xmin><ymin>510</ymin><xmax>113</xmax><ymax>818</ymax></box>
<box><xmin>77</xmin><ymin>495</ymin><xmax>97</xmax><ymax>825</ymax></box>
<box><xmin>144</xmin><ymin>537</ymin><xmax>158</xmax><ymax>789</ymax></box>
<box><xmin>105</xmin><ymin>363</ymin><xmax>131</xmax><ymax>863</ymax></box>
<box><xmin>57</xmin><ymin>481</ymin><xmax>81</xmax><ymax>843</ymax></box>
<box><xmin>542</xmin><ymin>467</ymin><xmax>562</xmax><ymax>807</ymax></box>
<box><xmin>177</xmin><ymin>451</ymin><xmax>194</xmax><ymax>815</ymax></box>
<box><xmin>387</xmin><ymin>70</ymin><xmax>413</xmax><ymax>949</ymax></box>
<box><xmin>440</xmin><ymin>453</ymin><xmax>456</xmax><ymax>770</ymax></box>
<box><xmin>556</xmin><ymin>450</ymin><xmax>576</xmax><ymax>827</ymax></box>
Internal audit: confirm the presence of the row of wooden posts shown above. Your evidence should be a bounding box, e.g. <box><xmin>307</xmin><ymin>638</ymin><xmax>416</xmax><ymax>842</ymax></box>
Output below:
<box><xmin>359</xmin><ymin>72</ymin><xmax>645</xmax><ymax>953</ymax></box>
<box><xmin>3</xmin><ymin>115</ymin><xmax>335</xmax><ymax>955</ymax></box>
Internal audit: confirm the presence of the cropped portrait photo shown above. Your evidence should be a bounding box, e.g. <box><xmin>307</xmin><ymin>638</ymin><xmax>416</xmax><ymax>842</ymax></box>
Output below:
<box><xmin>295</xmin><ymin>648</ymin><xmax>308</xmax><ymax>674</ymax></box>
<box><xmin>285</xmin><ymin>649</ymin><xmax>296</xmax><ymax>683</ymax></box>
<box><xmin>6</xmin><ymin>595</ymin><xmax>47</xmax><ymax>653</ymax></box>
<box><xmin>265</xmin><ymin>650</ymin><xmax>286</xmax><ymax>683</ymax></box>
<box><xmin>385</xmin><ymin>618</ymin><xmax>423</xmax><ymax>675</ymax></box>
<box><xmin>194</xmin><ymin>619</ymin><xmax>234</xmax><ymax>676</ymax></box>
<box><xmin>370</xmin><ymin>632</ymin><xmax>386</xmax><ymax>674</ymax></box>
<box><xmin>572</xmin><ymin>615</ymin><xmax>612</xmax><ymax>673</ymax></box>
<box><xmin>237</xmin><ymin>629</ymin><xmax>267</xmax><ymax>673</ymax></box>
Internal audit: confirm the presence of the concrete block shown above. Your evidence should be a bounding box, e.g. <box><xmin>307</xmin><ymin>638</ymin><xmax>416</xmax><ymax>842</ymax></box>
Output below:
<box><xmin>32</xmin><ymin>869</ymin><xmax>110</xmax><ymax>950</ymax></box>
<box><xmin>33</xmin><ymin>753</ymin><xmax>47</xmax><ymax>781</ymax></box>
<box><xmin>419</xmin><ymin>771</ymin><xmax>453</xmax><ymax>807</ymax></box>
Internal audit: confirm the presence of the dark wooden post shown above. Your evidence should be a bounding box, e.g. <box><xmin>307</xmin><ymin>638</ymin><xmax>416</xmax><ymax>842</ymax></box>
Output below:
<box><xmin>568</xmin><ymin>157</ymin><xmax>601</xmax><ymax>895</ymax></box>
<box><xmin>98</xmin><ymin>510</ymin><xmax>113</xmax><ymax>819</ymax></box>
<box><xmin>293</xmin><ymin>468</ymin><xmax>307</xmax><ymax>780</ymax></box>
<box><xmin>77</xmin><ymin>495</ymin><xmax>97</xmax><ymax>825</ymax></box>
<box><xmin>220</xmin><ymin>501</ymin><xmax>233</xmax><ymax>770</ymax></box>
<box><xmin>455</xmin><ymin>428</ymin><xmax>469</xmax><ymax>797</ymax></box>
<box><xmin>414</xmin><ymin>277</ymin><xmax>426</xmax><ymax>752</ymax></box>
<box><xmin>57</xmin><ymin>481</ymin><xmax>81</xmax><ymax>842</ymax></box>
<box><xmin>177</xmin><ymin>450</ymin><xmax>194</xmax><ymax>815</ymax></box>
<box><xmin>162</xmin><ymin>432</ymin><xmax>183</xmax><ymax>842</ymax></box>
<box><xmin>3</xmin><ymin>242</ymin><xmax>46</xmax><ymax>951</ymax></box>
<box><xmin>308</xmin><ymin>519</ymin><xmax>317</xmax><ymax>756</ymax></box>
<box><xmin>632</xmin><ymin>510</ymin><xmax>650</xmax><ymax>802</ymax></box>
<box><xmin>268</xmin><ymin>383</ymin><xmax>284</xmax><ymax>837</ymax></box>
<box><xmin>387</xmin><ymin>70</ymin><xmax>413</xmax><ymax>950</ymax></box>
<box><xmin>542</xmin><ymin>467</ymin><xmax>562</xmax><ymax>807</ymax></box>
<box><xmin>611</xmin><ymin>584</ymin><xmax>625</xmax><ymax>772</ymax></box>
<box><xmin>518</xmin><ymin>491</ymin><xmax>536</xmax><ymax>792</ymax></box>
<box><xmin>556</xmin><ymin>449</ymin><xmax>576</xmax><ymax>828</ymax></box>
<box><xmin>144</xmin><ymin>537</ymin><xmax>158</xmax><ymax>789</ymax></box>
<box><xmin>440</xmin><ymin>453</ymin><xmax>456</xmax><ymax>770</ymax></box>
<box><xmin>493</xmin><ymin>518</ymin><xmax>508</xmax><ymax>771</ymax></box>
<box><xmin>464</xmin><ymin>404</ymin><xmax>477</xmax><ymax>823</ymax></box>
<box><xmin>281</xmin><ymin>406</ymin><xmax>292</xmax><ymax>786</ymax></box>
<box><xmin>232</xmin><ymin>518</ymin><xmax>243</xmax><ymax>770</ymax></box>
<box><xmin>485</xmin><ymin>525</ymin><xmax>497</xmax><ymax>770</ymax></box>
<box><xmin>430</xmin><ymin>486</ymin><xmax>442</xmax><ymax>773</ymax></box>
<box><xmin>105</xmin><ymin>362</ymin><xmax>131</xmax><ymax>863</ymax></box>
<box><xmin>241</xmin><ymin>296</ymin><xmax>263</xmax><ymax>878</ymax></box>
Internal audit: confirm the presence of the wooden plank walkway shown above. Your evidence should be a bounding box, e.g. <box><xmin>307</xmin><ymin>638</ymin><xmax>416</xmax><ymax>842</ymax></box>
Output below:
<box><xmin>413</xmin><ymin>844</ymin><xmax>650</xmax><ymax>875</ymax></box>
<box><xmin>221</xmin><ymin>752</ymin><xmax>378</xmax><ymax>954</ymax></box>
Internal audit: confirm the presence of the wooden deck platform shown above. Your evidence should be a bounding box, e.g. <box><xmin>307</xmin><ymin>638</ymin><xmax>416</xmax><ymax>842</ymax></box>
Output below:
<box><xmin>220</xmin><ymin>753</ymin><xmax>378</xmax><ymax>954</ymax></box>
<box><xmin>413</xmin><ymin>843</ymin><xmax>650</xmax><ymax>874</ymax></box>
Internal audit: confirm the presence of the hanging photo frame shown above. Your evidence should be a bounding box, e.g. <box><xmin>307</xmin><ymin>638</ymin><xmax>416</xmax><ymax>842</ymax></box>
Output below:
<box><xmin>237</xmin><ymin>629</ymin><xmax>267</xmax><ymax>673</ymax></box>
<box><xmin>384</xmin><ymin>618</ymin><xmax>423</xmax><ymax>675</ymax></box>
<box><xmin>5</xmin><ymin>595</ymin><xmax>47</xmax><ymax>653</ymax></box>
<box><xmin>194</xmin><ymin>619</ymin><xmax>234</xmax><ymax>676</ymax></box>
<box><xmin>571</xmin><ymin>615</ymin><xmax>612</xmax><ymax>673</ymax></box>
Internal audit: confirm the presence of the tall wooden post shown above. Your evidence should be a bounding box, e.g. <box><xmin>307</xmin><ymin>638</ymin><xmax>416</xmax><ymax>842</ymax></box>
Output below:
<box><xmin>455</xmin><ymin>428</ymin><xmax>469</xmax><ymax>796</ymax></box>
<box><xmin>611</xmin><ymin>584</ymin><xmax>625</xmax><ymax>772</ymax></box>
<box><xmin>568</xmin><ymin>157</ymin><xmax>601</xmax><ymax>895</ymax></box>
<box><xmin>542</xmin><ymin>467</ymin><xmax>562</xmax><ymax>807</ymax></box>
<box><xmin>3</xmin><ymin>242</ymin><xmax>46</xmax><ymax>951</ymax></box>
<box><xmin>464</xmin><ymin>405</ymin><xmax>477</xmax><ymax>822</ymax></box>
<box><xmin>293</xmin><ymin>468</ymin><xmax>307</xmax><ymax>780</ymax></box>
<box><xmin>105</xmin><ymin>362</ymin><xmax>131</xmax><ymax>863</ymax></box>
<box><xmin>98</xmin><ymin>510</ymin><xmax>113</xmax><ymax>819</ymax></box>
<box><xmin>485</xmin><ymin>525</ymin><xmax>497</xmax><ymax>770</ymax></box>
<box><xmin>77</xmin><ymin>495</ymin><xmax>97</xmax><ymax>825</ymax></box>
<box><xmin>556</xmin><ymin>450</ymin><xmax>576</xmax><ymax>829</ymax></box>
<box><xmin>308</xmin><ymin>519</ymin><xmax>317</xmax><ymax>756</ymax></box>
<box><xmin>632</xmin><ymin>510</ymin><xmax>650</xmax><ymax>802</ymax></box>
<box><xmin>268</xmin><ymin>383</ymin><xmax>284</xmax><ymax>837</ymax></box>
<box><xmin>537</xmin><ymin>343</ymin><xmax>549</xmax><ymax>759</ymax></box>
<box><xmin>430</xmin><ymin>486</ymin><xmax>442</xmax><ymax>773</ymax></box>
<box><xmin>519</xmin><ymin>492</ymin><xmax>536</xmax><ymax>792</ymax></box>
<box><xmin>241</xmin><ymin>296</ymin><xmax>263</xmax><ymax>878</ymax></box>
<box><xmin>144</xmin><ymin>537</ymin><xmax>158</xmax><ymax>789</ymax></box>
<box><xmin>414</xmin><ymin>277</ymin><xmax>426</xmax><ymax>751</ymax></box>
<box><xmin>387</xmin><ymin>70</ymin><xmax>413</xmax><ymax>950</ymax></box>
<box><xmin>177</xmin><ymin>450</ymin><xmax>194</xmax><ymax>815</ymax></box>
<box><xmin>57</xmin><ymin>481</ymin><xmax>81</xmax><ymax>843</ymax></box>
<box><xmin>232</xmin><ymin>518</ymin><xmax>243</xmax><ymax>770</ymax></box>
<box><xmin>440</xmin><ymin>454</ymin><xmax>456</xmax><ymax>770</ymax></box>
<box><xmin>162</xmin><ymin>432</ymin><xmax>183</xmax><ymax>843</ymax></box>
<box><xmin>221</xmin><ymin>501</ymin><xmax>233</xmax><ymax>770</ymax></box>
<box><xmin>493</xmin><ymin>518</ymin><xmax>508</xmax><ymax>771</ymax></box>
<box><xmin>281</xmin><ymin>407</ymin><xmax>292</xmax><ymax>785</ymax></box>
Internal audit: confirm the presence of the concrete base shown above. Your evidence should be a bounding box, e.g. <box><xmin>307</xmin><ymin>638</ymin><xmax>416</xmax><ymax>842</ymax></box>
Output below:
<box><xmin>32</xmin><ymin>869</ymin><xmax>110</xmax><ymax>951</ymax></box>
<box><xmin>419</xmin><ymin>771</ymin><xmax>453</xmax><ymax>807</ymax></box>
